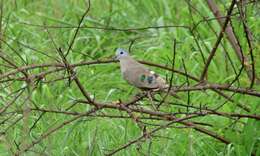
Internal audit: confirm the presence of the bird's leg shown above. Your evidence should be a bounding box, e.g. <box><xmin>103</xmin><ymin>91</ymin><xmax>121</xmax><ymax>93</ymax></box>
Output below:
<box><xmin>156</xmin><ymin>92</ymin><xmax>165</xmax><ymax>110</ymax></box>
<box><xmin>147</xmin><ymin>90</ymin><xmax>158</xmax><ymax>110</ymax></box>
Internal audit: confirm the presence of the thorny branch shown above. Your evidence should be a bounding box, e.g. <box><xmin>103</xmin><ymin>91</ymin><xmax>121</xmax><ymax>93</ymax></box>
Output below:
<box><xmin>0</xmin><ymin>1</ymin><xmax>259</xmax><ymax>156</ymax></box>
<box><xmin>200</xmin><ymin>0</ymin><xmax>237</xmax><ymax>81</ymax></box>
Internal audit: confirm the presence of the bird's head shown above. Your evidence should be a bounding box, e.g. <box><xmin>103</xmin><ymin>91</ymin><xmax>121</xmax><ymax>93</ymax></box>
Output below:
<box><xmin>114</xmin><ymin>48</ymin><xmax>129</xmax><ymax>60</ymax></box>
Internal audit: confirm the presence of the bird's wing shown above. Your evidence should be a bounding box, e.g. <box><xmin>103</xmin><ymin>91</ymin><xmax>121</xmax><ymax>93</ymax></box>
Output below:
<box><xmin>120</xmin><ymin>56</ymin><xmax>167</xmax><ymax>89</ymax></box>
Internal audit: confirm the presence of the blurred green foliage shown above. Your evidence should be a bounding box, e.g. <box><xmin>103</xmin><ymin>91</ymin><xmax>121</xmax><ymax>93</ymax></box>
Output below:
<box><xmin>0</xmin><ymin>0</ymin><xmax>259</xmax><ymax>155</ymax></box>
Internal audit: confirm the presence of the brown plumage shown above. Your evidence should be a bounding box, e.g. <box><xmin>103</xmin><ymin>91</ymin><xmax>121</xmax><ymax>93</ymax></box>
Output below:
<box><xmin>115</xmin><ymin>48</ymin><xmax>178</xmax><ymax>97</ymax></box>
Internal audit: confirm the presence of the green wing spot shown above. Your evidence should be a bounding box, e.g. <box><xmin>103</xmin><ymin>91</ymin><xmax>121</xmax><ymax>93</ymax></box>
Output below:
<box><xmin>147</xmin><ymin>76</ymin><xmax>153</xmax><ymax>84</ymax></box>
<box><xmin>140</xmin><ymin>74</ymin><xmax>146</xmax><ymax>82</ymax></box>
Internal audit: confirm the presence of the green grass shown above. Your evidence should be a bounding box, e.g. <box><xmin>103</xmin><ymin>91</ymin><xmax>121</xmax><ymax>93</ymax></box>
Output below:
<box><xmin>0</xmin><ymin>0</ymin><xmax>260</xmax><ymax>155</ymax></box>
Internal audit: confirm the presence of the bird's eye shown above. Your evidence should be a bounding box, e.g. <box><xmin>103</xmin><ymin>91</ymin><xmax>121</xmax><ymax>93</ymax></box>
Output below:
<box><xmin>120</xmin><ymin>51</ymin><xmax>124</xmax><ymax>55</ymax></box>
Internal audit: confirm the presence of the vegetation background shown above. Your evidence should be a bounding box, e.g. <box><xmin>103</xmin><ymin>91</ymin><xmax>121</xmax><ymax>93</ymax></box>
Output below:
<box><xmin>0</xmin><ymin>0</ymin><xmax>259</xmax><ymax>155</ymax></box>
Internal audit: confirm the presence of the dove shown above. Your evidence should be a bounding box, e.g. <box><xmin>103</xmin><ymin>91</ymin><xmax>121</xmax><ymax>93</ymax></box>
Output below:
<box><xmin>115</xmin><ymin>48</ymin><xmax>178</xmax><ymax>97</ymax></box>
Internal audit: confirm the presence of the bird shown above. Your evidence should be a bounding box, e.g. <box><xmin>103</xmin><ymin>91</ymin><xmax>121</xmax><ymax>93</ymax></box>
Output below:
<box><xmin>114</xmin><ymin>48</ymin><xmax>178</xmax><ymax>97</ymax></box>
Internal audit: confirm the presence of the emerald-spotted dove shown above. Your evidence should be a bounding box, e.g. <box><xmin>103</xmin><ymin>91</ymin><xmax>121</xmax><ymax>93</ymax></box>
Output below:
<box><xmin>115</xmin><ymin>48</ymin><xmax>178</xmax><ymax>97</ymax></box>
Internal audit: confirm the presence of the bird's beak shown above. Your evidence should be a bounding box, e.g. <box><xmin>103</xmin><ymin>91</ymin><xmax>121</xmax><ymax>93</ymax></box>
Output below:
<box><xmin>112</xmin><ymin>56</ymin><xmax>118</xmax><ymax>61</ymax></box>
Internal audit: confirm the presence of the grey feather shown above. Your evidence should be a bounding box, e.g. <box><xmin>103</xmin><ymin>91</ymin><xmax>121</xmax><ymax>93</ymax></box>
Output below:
<box><xmin>115</xmin><ymin>48</ymin><xmax>177</xmax><ymax>96</ymax></box>
<box><xmin>119</xmin><ymin>56</ymin><xmax>167</xmax><ymax>89</ymax></box>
